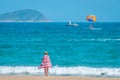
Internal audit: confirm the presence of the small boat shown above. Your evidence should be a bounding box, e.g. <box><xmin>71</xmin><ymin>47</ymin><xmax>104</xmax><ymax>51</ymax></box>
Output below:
<box><xmin>84</xmin><ymin>25</ymin><xmax>102</xmax><ymax>30</ymax></box>
<box><xmin>66</xmin><ymin>21</ymin><xmax>78</xmax><ymax>27</ymax></box>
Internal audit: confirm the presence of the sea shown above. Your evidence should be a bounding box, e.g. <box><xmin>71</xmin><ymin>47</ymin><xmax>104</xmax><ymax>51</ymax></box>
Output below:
<box><xmin>0</xmin><ymin>22</ymin><xmax>120</xmax><ymax>77</ymax></box>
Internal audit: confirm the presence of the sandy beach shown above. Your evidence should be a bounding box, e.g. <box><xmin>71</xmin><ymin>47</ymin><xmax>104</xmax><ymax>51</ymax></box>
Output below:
<box><xmin>0</xmin><ymin>76</ymin><xmax>119</xmax><ymax>80</ymax></box>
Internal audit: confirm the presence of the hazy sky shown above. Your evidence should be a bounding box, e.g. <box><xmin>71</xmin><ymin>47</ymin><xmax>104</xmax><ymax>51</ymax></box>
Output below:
<box><xmin>0</xmin><ymin>0</ymin><xmax>120</xmax><ymax>22</ymax></box>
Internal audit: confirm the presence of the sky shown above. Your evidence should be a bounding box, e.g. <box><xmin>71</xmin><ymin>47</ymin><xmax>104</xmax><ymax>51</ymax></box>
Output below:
<box><xmin>0</xmin><ymin>0</ymin><xmax>120</xmax><ymax>22</ymax></box>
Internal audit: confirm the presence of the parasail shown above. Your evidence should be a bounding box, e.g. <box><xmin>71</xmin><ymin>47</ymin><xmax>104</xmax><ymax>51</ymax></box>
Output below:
<box><xmin>86</xmin><ymin>15</ymin><xmax>96</xmax><ymax>22</ymax></box>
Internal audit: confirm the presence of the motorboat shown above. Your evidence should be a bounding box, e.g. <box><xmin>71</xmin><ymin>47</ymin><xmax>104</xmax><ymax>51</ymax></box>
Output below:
<box><xmin>65</xmin><ymin>21</ymin><xmax>78</xmax><ymax>27</ymax></box>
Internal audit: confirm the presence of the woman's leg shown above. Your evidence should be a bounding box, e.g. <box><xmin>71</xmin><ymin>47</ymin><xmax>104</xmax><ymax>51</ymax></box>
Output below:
<box><xmin>44</xmin><ymin>68</ymin><xmax>46</xmax><ymax>76</ymax></box>
<box><xmin>44</xmin><ymin>68</ymin><xmax>47</xmax><ymax>76</ymax></box>
<box><xmin>44</xmin><ymin>67</ymin><xmax>49</xmax><ymax>76</ymax></box>
<box><xmin>46</xmin><ymin>67</ymin><xmax>49</xmax><ymax>76</ymax></box>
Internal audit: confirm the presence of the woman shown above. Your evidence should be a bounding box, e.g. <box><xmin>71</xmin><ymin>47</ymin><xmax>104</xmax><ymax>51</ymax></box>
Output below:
<box><xmin>38</xmin><ymin>51</ymin><xmax>52</xmax><ymax>76</ymax></box>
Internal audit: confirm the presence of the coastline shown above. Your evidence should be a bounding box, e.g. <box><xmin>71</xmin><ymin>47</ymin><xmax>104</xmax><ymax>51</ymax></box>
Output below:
<box><xmin>0</xmin><ymin>76</ymin><xmax>120</xmax><ymax>80</ymax></box>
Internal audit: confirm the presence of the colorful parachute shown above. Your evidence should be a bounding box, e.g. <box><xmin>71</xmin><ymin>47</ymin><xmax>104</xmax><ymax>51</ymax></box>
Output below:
<box><xmin>86</xmin><ymin>15</ymin><xmax>96</xmax><ymax>22</ymax></box>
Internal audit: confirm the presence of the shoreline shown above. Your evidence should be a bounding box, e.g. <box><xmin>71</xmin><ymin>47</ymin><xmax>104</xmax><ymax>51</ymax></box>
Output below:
<box><xmin>0</xmin><ymin>76</ymin><xmax>120</xmax><ymax>80</ymax></box>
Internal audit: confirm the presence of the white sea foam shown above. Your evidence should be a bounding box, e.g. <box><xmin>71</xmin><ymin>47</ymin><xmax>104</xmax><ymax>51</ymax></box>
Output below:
<box><xmin>0</xmin><ymin>66</ymin><xmax>120</xmax><ymax>77</ymax></box>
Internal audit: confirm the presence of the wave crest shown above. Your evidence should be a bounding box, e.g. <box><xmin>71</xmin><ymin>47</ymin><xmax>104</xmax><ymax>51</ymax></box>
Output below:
<box><xmin>0</xmin><ymin>66</ymin><xmax>120</xmax><ymax>77</ymax></box>
<box><xmin>68</xmin><ymin>38</ymin><xmax>120</xmax><ymax>42</ymax></box>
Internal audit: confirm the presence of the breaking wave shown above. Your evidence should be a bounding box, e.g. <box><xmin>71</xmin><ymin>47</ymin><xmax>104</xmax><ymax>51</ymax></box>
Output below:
<box><xmin>0</xmin><ymin>66</ymin><xmax>120</xmax><ymax>77</ymax></box>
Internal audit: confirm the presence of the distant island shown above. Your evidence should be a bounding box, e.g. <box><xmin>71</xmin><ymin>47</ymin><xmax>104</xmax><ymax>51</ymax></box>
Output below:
<box><xmin>0</xmin><ymin>9</ymin><xmax>49</xmax><ymax>22</ymax></box>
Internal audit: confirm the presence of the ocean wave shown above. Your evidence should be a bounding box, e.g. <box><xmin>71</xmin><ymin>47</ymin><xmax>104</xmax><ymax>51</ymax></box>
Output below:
<box><xmin>0</xmin><ymin>66</ymin><xmax>120</xmax><ymax>77</ymax></box>
<box><xmin>68</xmin><ymin>38</ymin><xmax>120</xmax><ymax>42</ymax></box>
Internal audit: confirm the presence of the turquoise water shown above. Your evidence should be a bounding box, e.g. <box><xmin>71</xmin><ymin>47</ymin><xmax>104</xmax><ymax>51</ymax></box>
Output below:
<box><xmin>0</xmin><ymin>22</ymin><xmax>120</xmax><ymax>77</ymax></box>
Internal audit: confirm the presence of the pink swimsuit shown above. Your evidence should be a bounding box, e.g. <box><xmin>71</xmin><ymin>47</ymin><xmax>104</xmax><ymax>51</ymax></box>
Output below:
<box><xmin>38</xmin><ymin>55</ymin><xmax>52</xmax><ymax>69</ymax></box>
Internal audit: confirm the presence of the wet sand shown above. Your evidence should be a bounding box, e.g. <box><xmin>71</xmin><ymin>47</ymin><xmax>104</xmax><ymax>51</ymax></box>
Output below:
<box><xmin>0</xmin><ymin>76</ymin><xmax>119</xmax><ymax>80</ymax></box>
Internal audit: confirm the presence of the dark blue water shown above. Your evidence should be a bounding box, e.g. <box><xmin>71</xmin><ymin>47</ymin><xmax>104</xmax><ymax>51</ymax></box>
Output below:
<box><xmin>0</xmin><ymin>22</ymin><xmax>120</xmax><ymax>76</ymax></box>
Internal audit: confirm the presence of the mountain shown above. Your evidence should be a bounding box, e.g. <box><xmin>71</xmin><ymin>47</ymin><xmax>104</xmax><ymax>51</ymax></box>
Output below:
<box><xmin>0</xmin><ymin>9</ymin><xmax>49</xmax><ymax>22</ymax></box>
